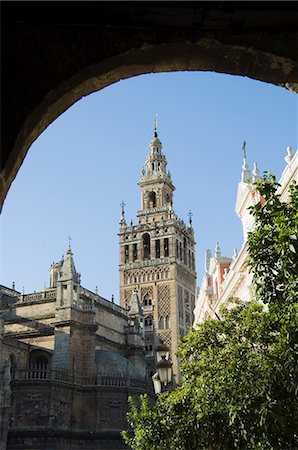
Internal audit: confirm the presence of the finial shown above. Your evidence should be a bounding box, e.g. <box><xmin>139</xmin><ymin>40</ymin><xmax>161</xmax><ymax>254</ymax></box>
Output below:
<box><xmin>95</xmin><ymin>286</ymin><xmax>98</xmax><ymax>294</ymax></box>
<box><xmin>205</xmin><ymin>249</ymin><xmax>212</xmax><ymax>273</ymax></box>
<box><xmin>233</xmin><ymin>248</ymin><xmax>238</xmax><ymax>260</ymax></box>
<box><xmin>153</xmin><ymin>114</ymin><xmax>158</xmax><ymax>137</ymax></box>
<box><xmin>68</xmin><ymin>235</ymin><xmax>72</xmax><ymax>249</ymax></box>
<box><xmin>242</xmin><ymin>140</ymin><xmax>247</xmax><ymax>160</ymax></box>
<box><xmin>252</xmin><ymin>162</ymin><xmax>260</xmax><ymax>182</ymax></box>
<box><xmin>285</xmin><ymin>146</ymin><xmax>293</xmax><ymax>165</ymax></box>
<box><xmin>188</xmin><ymin>210</ymin><xmax>193</xmax><ymax>226</ymax></box>
<box><xmin>111</xmin><ymin>294</ymin><xmax>114</xmax><ymax>303</ymax></box>
<box><xmin>215</xmin><ymin>242</ymin><xmax>221</xmax><ymax>258</ymax></box>
<box><xmin>241</xmin><ymin>141</ymin><xmax>251</xmax><ymax>183</ymax></box>
<box><xmin>120</xmin><ymin>200</ymin><xmax>125</xmax><ymax>219</ymax></box>
<box><xmin>12</xmin><ymin>282</ymin><xmax>15</xmax><ymax>290</ymax></box>
<box><xmin>119</xmin><ymin>201</ymin><xmax>127</xmax><ymax>225</ymax></box>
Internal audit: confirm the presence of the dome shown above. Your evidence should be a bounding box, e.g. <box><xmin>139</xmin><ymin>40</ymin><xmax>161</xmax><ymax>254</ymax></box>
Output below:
<box><xmin>95</xmin><ymin>349</ymin><xmax>142</xmax><ymax>379</ymax></box>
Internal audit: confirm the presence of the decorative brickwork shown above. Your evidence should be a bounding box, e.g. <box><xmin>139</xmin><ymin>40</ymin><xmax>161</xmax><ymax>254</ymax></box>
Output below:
<box><xmin>157</xmin><ymin>285</ymin><xmax>170</xmax><ymax>317</ymax></box>
<box><xmin>176</xmin><ymin>265</ymin><xmax>195</xmax><ymax>285</ymax></box>
<box><xmin>140</xmin><ymin>286</ymin><xmax>154</xmax><ymax>303</ymax></box>
<box><xmin>119</xmin><ymin>129</ymin><xmax>197</xmax><ymax>383</ymax></box>
<box><xmin>124</xmin><ymin>266</ymin><xmax>169</xmax><ymax>285</ymax></box>
<box><xmin>124</xmin><ymin>289</ymin><xmax>134</xmax><ymax>308</ymax></box>
<box><xmin>157</xmin><ymin>330</ymin><xmax>172</xmax><ymax>353</ymax></box>
<box><xmin>178</xmin><ymin>285</ymin><xmax>184</xmax><ymax>325</ymax></box>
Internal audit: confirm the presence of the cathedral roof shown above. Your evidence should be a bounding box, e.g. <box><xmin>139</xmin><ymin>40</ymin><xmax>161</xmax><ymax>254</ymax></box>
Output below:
<box><xmin>95</xmin><ymin>349</ymin><xmax>142</xmax><ymax>379</ymax></box>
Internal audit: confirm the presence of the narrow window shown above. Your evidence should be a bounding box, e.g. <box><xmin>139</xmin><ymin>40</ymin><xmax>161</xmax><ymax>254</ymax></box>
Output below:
<box><xmin>125</xmin><ymin>245</ymin><xmax>129</xmax><ymax>263</ymax></box>
<box><xmin>164</xmin><ymin>238</ymin><xmax>169</xmax><ymax>257</ymax></box>
<box><xmin>165</xmin><ymin>316</ymin><xmax>170</xmax><ymax>329</ymax></box>
<box><xmin>148</xmin><ymin>191</ymin><xmax>156</xmax><ymax>208</ymax></box>
<box><xmin>176</xmin><ymin>239</ymin><xmax>179</xmax><ymax>257</ymax></box>
<box><xmin>155</xmin><ymin>239</ymin><xmax>160</xmax><ymax>258</ymax></box>
<box><xmin>179</xmin><ymin>242</ymin><xmax>182</xmax><ymax>260</ymax></box>
<box><xmin>133</xmin><ymin>243</ymin><xmax>137</xmax><ymax>261</ymax></box>
<box><xmin>143</xmin><ymin>233</ymin><xmax>151</xmax><ymax>260</ymax></box>
<box><xmin>159</xmin><ymin>316</ymin><xmax>164</xmax><ymax>330</ymax></box>
<box><xmin>183</xmin><ymin>237</ymin><xmax>187</xmax><ymax>264</ymax></box>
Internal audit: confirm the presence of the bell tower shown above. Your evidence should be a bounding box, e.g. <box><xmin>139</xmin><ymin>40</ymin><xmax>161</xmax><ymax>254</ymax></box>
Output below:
<box><xmin>119</xmin><ymin>121</ymin><xmax>196</xmax><ymax>383</ymax></box>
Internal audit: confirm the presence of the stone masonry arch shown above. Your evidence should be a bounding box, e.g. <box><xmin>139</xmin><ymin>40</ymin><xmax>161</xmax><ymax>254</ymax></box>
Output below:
<box><xmin>1</xmin><ymin>2</ymin><xmax>297</xmax><ymax>211</ymax></box>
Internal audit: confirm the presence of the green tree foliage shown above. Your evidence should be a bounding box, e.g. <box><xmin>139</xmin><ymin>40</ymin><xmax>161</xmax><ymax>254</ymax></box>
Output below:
<box><xmin>122</xmin><ymin>176</ymin><xmax>298</xmax><ymax>450</ymax></box>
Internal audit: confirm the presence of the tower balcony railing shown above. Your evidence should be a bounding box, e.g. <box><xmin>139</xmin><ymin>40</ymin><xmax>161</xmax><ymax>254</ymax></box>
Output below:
<box><xmin>143</xmin><ymin>304</ymin><xmax>153</xmax><ymax>312</ymax></box>
<box><xmin>11</xmin><ymin>368</ymin><xmax>147</xmax><ymax>389</ymax></box>
<box><xmin>122</xmin><ymin>256</ymin><xmax>175</xmax><ymax>271</ymax></box>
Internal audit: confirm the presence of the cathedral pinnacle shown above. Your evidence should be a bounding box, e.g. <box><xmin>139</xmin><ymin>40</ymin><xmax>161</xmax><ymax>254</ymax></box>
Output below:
<box><xmin>188</xmin><ymin>211</ymin><xmax>193</xmax><ymax>227</ymax></box>
<box><xmin>215</xmin><ymin>242</ymin><xmax>221</xmax><ymax>258</ymax></box>
<box><xmin>241</xmin><ymin>141</ymin><xmax>251</xmax><ymax>183</ymax></box>
<box><xmin>252</xmin><ymin>162</ymin><xmax>261</xmax><ymax>182</ymax></box>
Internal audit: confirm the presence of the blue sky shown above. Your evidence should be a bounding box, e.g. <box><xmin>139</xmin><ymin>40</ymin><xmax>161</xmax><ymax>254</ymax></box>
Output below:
<box><xmin>0</xmin><ymin>72</ymin><xmax>297</xmax><ymax>301</ymax></box>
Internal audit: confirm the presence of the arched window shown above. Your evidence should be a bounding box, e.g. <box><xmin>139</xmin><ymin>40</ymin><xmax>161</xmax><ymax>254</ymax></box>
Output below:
<box><xmin>159</xmin><ymin>316</ymin><xmax>164</xmax><ymax>329</ymax></box>
<box><xmin>143</xmin><ymin>294</ymin><xmax>152</xmax><ymax>306</ymax></box>
<box><xmin>165</xmin><ymin>316</ymin><xmax>170</xmax><ymax>329</ymax></box>
<box><xmin>148</xmin><ymin>191</ymin><xmax>156</xmax><ymax>208</ymax></box>
<box><xmin>30</xmin><ymin>351</ymin><xmax>51</xmax><ymax>379</ymax></box>
<box><xmin>143</xmin><ymin>233</ymin><xmax>151</xmax><ymax>260</ymax></box>
<box><xmin>144</xmin><ymin>317</ymin><xmax>153</xmax><ymax>330</ymax></box>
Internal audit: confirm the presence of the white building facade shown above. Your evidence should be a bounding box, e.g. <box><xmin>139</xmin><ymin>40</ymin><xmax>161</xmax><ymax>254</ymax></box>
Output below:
<box><xmin>194</xmin><ymin>146</ymin><xmax>298</xmax><ymax>325</ymax></box>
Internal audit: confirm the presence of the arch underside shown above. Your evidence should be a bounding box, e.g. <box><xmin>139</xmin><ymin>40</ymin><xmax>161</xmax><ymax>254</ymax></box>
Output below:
<box><xmin>1</xmin><ymin>3</ymin><xmax>297</xmax><ymax>210</ymax></box>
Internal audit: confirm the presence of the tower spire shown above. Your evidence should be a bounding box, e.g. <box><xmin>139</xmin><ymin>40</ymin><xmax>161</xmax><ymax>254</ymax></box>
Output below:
<box><xmin>153</xmin><ymin>114</ymin><xmax>158</xmax><ymax>137</ymax></box>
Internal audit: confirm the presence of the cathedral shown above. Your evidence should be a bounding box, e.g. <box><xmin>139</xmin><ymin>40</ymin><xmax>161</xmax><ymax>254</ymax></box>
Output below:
<box><xmin>0</xmin><ymin>246</ymin><xmax>147</xmax><ymax>450</ymax></box>
<box><xmin>119</xmin><ymin>123</ymin><xmax>197</xmax><ymax>382</ymax></box>
<box><xmin>0</xmin><ymin>124</ymin><xmax>197</xmax><ymax>449</ymax></box>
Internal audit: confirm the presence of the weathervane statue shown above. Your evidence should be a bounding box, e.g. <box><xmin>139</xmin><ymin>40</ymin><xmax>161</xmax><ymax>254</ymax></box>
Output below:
<box><xmin>154</xmin><ymin>114</ymin><xmax>158</xmax><ymax>135</ymax></box>
<box><xmin>242</xmin><ymin>140</ymin><xmax>247</xmax><ymax>159</ymax></box>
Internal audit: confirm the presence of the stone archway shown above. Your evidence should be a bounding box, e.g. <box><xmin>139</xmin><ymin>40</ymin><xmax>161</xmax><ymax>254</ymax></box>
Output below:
<box><xmin>1</xmin><ymin>2</ymin><xmax>297</xmax><ymax>210</ymax></box>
